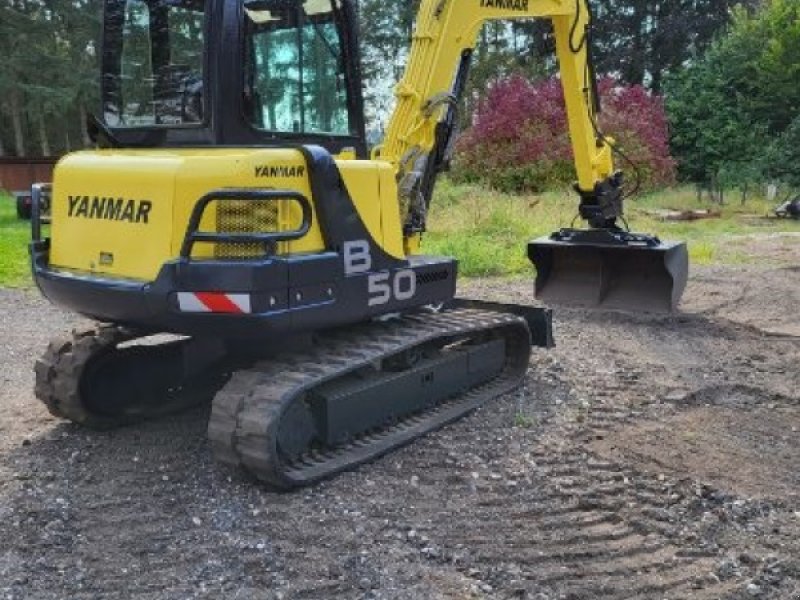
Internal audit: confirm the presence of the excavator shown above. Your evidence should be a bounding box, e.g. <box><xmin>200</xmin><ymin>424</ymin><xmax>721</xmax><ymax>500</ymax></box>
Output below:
<box><xmin>28</xmin><ymin>0</ymin><xmax>688</xmax><ymax>489</ymax></box>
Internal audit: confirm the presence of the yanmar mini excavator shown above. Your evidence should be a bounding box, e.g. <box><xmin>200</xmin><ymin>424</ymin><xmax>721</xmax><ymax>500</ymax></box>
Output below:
<box><xmin>29</xmin><ymin>0</ymin><xmax>687</xmax><ymax>489</ymax></box>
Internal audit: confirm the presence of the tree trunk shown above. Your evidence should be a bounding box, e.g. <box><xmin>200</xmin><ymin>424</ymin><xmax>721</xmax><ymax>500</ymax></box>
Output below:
<box><xmin>650</xmin><ymin>68</ymin><xmax>663</xmax><ymax>94</ymax></box>
<box><xmin>9</xmin><ymin>90</ymin><xmax>26</xmax><ymax>157</ymax></box>
<box><xmin>626</xmin><ymin>3</ymin><xmax>647</xmax><ymax>85</ymax></box>
<box><xmin>261</xmin><ymin>37</ymin><xmax>277</xmax><ymax>129</ymax></box>
<box><xmin>401</xmin><ymin>0</ymin><xmax>415</xmax><ymax>42</ymax></box>
<box><xmin>37</xmin><ymin>111</ymin><xmax>51</xmax><ymax>157</ymax></box>
<box><xmin>78</xmin><ymin>100</ymin><xmax>92</xmax><ymax>147</ymax></box>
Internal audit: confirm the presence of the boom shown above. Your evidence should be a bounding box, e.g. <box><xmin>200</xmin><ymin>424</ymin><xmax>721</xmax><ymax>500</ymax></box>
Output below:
<box><xmin>379</xmin><ymin>0</ymin><xmax>617</xmax><ymax>240</ymax></box>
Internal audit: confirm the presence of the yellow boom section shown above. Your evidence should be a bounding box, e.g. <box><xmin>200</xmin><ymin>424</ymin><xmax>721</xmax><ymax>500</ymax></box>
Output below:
<box><xmin>380</xmin><ymin>0</ymin><xmax>613</xmax><ymax>193</ymax></box>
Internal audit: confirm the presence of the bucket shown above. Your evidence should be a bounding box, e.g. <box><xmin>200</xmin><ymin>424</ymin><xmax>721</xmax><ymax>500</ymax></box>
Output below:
<box><xmin>529</xmin><ymin>230</ymin><xmax>689</xmax><ymax>313</ymax></box>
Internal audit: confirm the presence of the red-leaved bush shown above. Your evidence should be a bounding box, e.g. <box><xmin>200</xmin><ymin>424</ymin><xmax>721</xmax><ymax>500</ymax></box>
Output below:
<box><xmin>452</xmin><ymin>76</ymin><xmax>676</xmax><ymax>193</ymax></box>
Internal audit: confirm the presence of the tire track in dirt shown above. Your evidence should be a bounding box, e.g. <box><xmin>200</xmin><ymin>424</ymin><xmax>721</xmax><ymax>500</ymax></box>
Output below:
<box><xmin>385</xmin><ymin>374</ymin><xmax>745</xmax><ymax>599</ymax></box>
<box><xmin>2</xmin><ymin>265</ymin><xmax>799</xmax><ymax>599</ymax></box>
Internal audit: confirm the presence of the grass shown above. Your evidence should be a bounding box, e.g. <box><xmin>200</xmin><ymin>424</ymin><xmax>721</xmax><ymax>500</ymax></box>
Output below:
<box><xmin>425</xmin><ymin>179</ymin><xmax>800</xmax><ymax>277</ymax></box>
<box><xmin>0</xmin><ymin>181</ymin><xmax>798</xmax><ymax>287</ymax></box>
<box><xmin>0</xmin><ymin>192</ymin><xmax>33</xmax><ymax>287</ymax></box>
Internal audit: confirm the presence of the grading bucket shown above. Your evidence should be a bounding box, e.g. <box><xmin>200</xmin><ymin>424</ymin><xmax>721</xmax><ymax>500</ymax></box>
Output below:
<box><xmin>529</xmin><ymin>229</ymin><xmax>689</xmax><ymax>313</ymax></box>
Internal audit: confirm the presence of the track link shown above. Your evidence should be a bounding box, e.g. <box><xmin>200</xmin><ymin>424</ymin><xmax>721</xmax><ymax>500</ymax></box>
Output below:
<box><xmin>208</xmin><ymin>309</ymin><xmax>531</xmax><ymax>490</ymax></box>
<box><xmin>35</xmin><ymin>325</ymin><xmax>228</xmax><ymax>429</ymax></box>
<box><xmin>36</xmin><ymin>325</ymin><xmax>137</xmax><ymax>428</ymax></box>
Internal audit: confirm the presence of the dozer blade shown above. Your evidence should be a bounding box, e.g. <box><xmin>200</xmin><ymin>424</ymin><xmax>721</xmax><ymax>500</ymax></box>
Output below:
<box><xmin>529</xmin><ymin>229</ymin><xmax>689</xmax><ymax>313</ymax></box>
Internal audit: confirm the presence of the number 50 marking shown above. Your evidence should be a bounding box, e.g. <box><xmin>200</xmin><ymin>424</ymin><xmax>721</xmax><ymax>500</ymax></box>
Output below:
<box><xmin>368</xmin><ymin>270</ymin><xmax>417</xmax><ymax>307</ymax></box>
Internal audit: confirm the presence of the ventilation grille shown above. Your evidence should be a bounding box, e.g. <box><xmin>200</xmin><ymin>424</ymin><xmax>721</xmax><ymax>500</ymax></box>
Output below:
<box><xmin>215</xmin><ymin>200</ymin><xmax>280</xmax><ymax>259</ymax></box>
<box><xmin>417</xmin><ymin>270</ymin><xmax>451</xmax><ymax>285</ymax></box>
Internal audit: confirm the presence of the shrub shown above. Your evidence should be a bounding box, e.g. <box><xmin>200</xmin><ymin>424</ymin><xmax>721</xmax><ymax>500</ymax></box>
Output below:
<box><xmin>665</xmin><ymin>0</ymin><xmax>800</xmax><ymax>190</ymax></box>
<box><xmin>767</xmin><ymin>115</ymin><xmax>800</xmax><ymax>189</ymax></box>
<box><xmin>452</xmin><ymin>76</ymin><xmax>676</xmax><ymax>193</ymax></box>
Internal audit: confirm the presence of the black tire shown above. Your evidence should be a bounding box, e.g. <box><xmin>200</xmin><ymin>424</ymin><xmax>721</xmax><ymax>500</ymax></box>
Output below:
<box><xmin>16</xmin><ymin>195</ymin><xmax>32</xmax><ymax>220</ymax></box>
<box><xmin>788</xmin><ymin>197</ymin><xmax>800</xmax><ymax>219</ymax></box>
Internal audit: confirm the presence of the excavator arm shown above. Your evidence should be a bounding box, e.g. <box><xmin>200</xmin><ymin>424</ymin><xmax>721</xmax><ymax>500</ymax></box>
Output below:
<box><xmin>378</xmin><ymin>0</ymin><xmax>688</xmax><ymax>313</ymax></box>
<box><xmin>378</xmin><ymin>0</ymin><xmax>617</xmax><ymax>237</ymax></box>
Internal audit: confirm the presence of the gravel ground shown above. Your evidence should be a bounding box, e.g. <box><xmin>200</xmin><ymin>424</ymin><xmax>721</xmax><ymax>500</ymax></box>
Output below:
<box><xmin>0</xmin><ymin>258</ymin><xmax>798</xmax><ymax>599</ymax></box>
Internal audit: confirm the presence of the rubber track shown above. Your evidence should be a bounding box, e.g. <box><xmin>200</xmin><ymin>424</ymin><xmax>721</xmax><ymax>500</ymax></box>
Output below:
<box><xmin>34</xmin><ymin>325</ymin><xmax>225</xmax><ymax>429</ymax></box>
<box><xmin>34</xmin><ymin>325</ymin><xmax>140</xmax><ymax>429</ymax></box>
<box><xmin>208</xmin><ymin>309</ymin><xmax>531</xmax><ymax>490</ymax></box>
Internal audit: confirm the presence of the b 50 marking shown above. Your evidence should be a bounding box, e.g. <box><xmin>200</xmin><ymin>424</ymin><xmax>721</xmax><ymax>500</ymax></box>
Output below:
<box><xmin>343</xmin><ymin>240</ymin><xmax>417</xmax><ymax>307</ymax></box>
<box><xmin>367</xmin><ymin>270</ymin><xmax>416</xmax><ymax>307</ymax></box>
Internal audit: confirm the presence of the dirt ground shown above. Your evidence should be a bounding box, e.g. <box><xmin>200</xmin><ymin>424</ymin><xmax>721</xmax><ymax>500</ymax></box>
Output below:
<box><xmin>1</xmin><ymin>250</ymin><xmax>798</xmax><ymax>599</ymax></box>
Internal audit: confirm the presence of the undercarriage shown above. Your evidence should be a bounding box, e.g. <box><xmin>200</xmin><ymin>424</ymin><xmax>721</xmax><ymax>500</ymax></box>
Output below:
<box><xmin>35</xmin><ymin>309</ymin><xmax>537</xmax><ymax>489</ymax></box>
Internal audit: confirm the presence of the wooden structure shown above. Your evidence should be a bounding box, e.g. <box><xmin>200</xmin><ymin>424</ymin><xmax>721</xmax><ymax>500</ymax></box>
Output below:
<box><xmin>0</xmin><ymin>158</ymin><xmax>58</xmax><ymax>193</ymax></box>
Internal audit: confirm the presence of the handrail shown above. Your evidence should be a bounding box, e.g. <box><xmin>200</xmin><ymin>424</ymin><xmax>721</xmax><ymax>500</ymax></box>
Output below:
<box><xmin>31</xmin><ymin>183</ymin><xmax>52</xmax><ymax>242</ymax></box>
<box><xmin>180</xmin><ymin>188</ymin><xmax>313</xmax><ymax>260</ymax></box>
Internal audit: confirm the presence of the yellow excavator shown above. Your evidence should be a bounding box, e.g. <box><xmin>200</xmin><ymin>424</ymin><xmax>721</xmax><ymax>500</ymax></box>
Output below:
<box><xmin>29</xmin><ymin>0</ymin><xmax>687</xmax><ymax>489</ymax></box>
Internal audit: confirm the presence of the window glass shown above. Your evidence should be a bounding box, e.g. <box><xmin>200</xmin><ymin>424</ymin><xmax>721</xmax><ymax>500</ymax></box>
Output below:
<box><xmin>107</xmin><ymin>0</ymin><xmax>205</xmax><ymax>127</ymax></box>
<box><xmin>244</xmin><ymin>0</ymin><xmax>351</xmax><ymax>135</ymax></box>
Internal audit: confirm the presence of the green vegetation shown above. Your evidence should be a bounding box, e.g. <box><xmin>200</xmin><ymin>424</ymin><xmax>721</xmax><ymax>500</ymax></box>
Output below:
<box><xmin>514</xmin><ymin>413</ymin><xmax>538</xmax><ymax>429</ymax></box>
<box><xmin>0</xmin><ymin>182</ymin><xmax>797</xmax><ymax>288</ymax></box>
<box><xmin>355</xmin><ymin>0</ymin><xmax>748</xmax><ymax>131</ymax></box>
<box><xmin>0</xmin><ymin>193</ymin><xmax>33</xmax><ymax>287</ymax></box>
<box><xmin>666</xmin><ymin>0</ymin><xmax>800</xmax><ymax>193</ymax></box>
<box><xmin>424</xmin><ymin>179</ymin><xmax>800</xmax><ymax>277</ymax></box>
<box><xmin>0</xmin><ymin>1</ymin><xmax>100</xmax><ymax>157</ymax></box>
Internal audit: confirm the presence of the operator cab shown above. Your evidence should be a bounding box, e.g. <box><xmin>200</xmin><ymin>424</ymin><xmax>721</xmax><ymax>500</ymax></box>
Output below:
<box><xmin>100</xmin><ymin>0</ymin><xmax>367</xmax><ymax>156</ymax></box>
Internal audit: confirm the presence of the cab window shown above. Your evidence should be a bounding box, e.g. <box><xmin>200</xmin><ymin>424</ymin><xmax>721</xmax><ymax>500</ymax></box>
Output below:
<box><xmin>104</xmin><ymin>0</ymin><xmax>206</xmax><ymax>127</ymax></box>
<box><xmin>243</xmin><ymin>0</ymin><xmax>351</xmax><ymax>135</ymax></box>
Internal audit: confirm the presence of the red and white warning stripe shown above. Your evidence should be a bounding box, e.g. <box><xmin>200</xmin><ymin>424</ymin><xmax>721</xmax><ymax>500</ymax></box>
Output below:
<box><xmin>177</xmin><ymin>292</ymin><xmax>252</xmax><ymax>314</ymax></box>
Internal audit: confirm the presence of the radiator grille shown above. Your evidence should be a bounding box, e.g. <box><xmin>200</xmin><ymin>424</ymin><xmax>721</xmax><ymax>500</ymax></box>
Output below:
<box><xmin>215</xmin><ymin>200</ymin><xmax>280</xmax><ymax>259</ymax></box>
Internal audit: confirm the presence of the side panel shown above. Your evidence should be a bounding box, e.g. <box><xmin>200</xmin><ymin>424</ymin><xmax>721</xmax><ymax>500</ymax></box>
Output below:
<box><xmin>50</xmin><ymin>152</ymin><xmax>178</xmax><ymax>281</ymax></box>
<box><xmin>47</xmin><ymin>149</ymin><xmax>406</xmax><ymax>283</ymax></box>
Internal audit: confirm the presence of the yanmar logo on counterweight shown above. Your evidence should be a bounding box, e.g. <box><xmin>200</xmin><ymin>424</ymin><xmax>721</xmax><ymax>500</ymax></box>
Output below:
<box><xmin>480</xmin><ymin>0</ymin><xmax>529</xmax><ymax>10</ymax></box>
<box><xmin>255</xmin><ymin>165</ymin><xmax>306</xmax><ymax>179</ymax></box>
<box><xmin>68</xmin><ymin>196</ymin><xmax>153</xmax><ymax>224</ymax></box>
